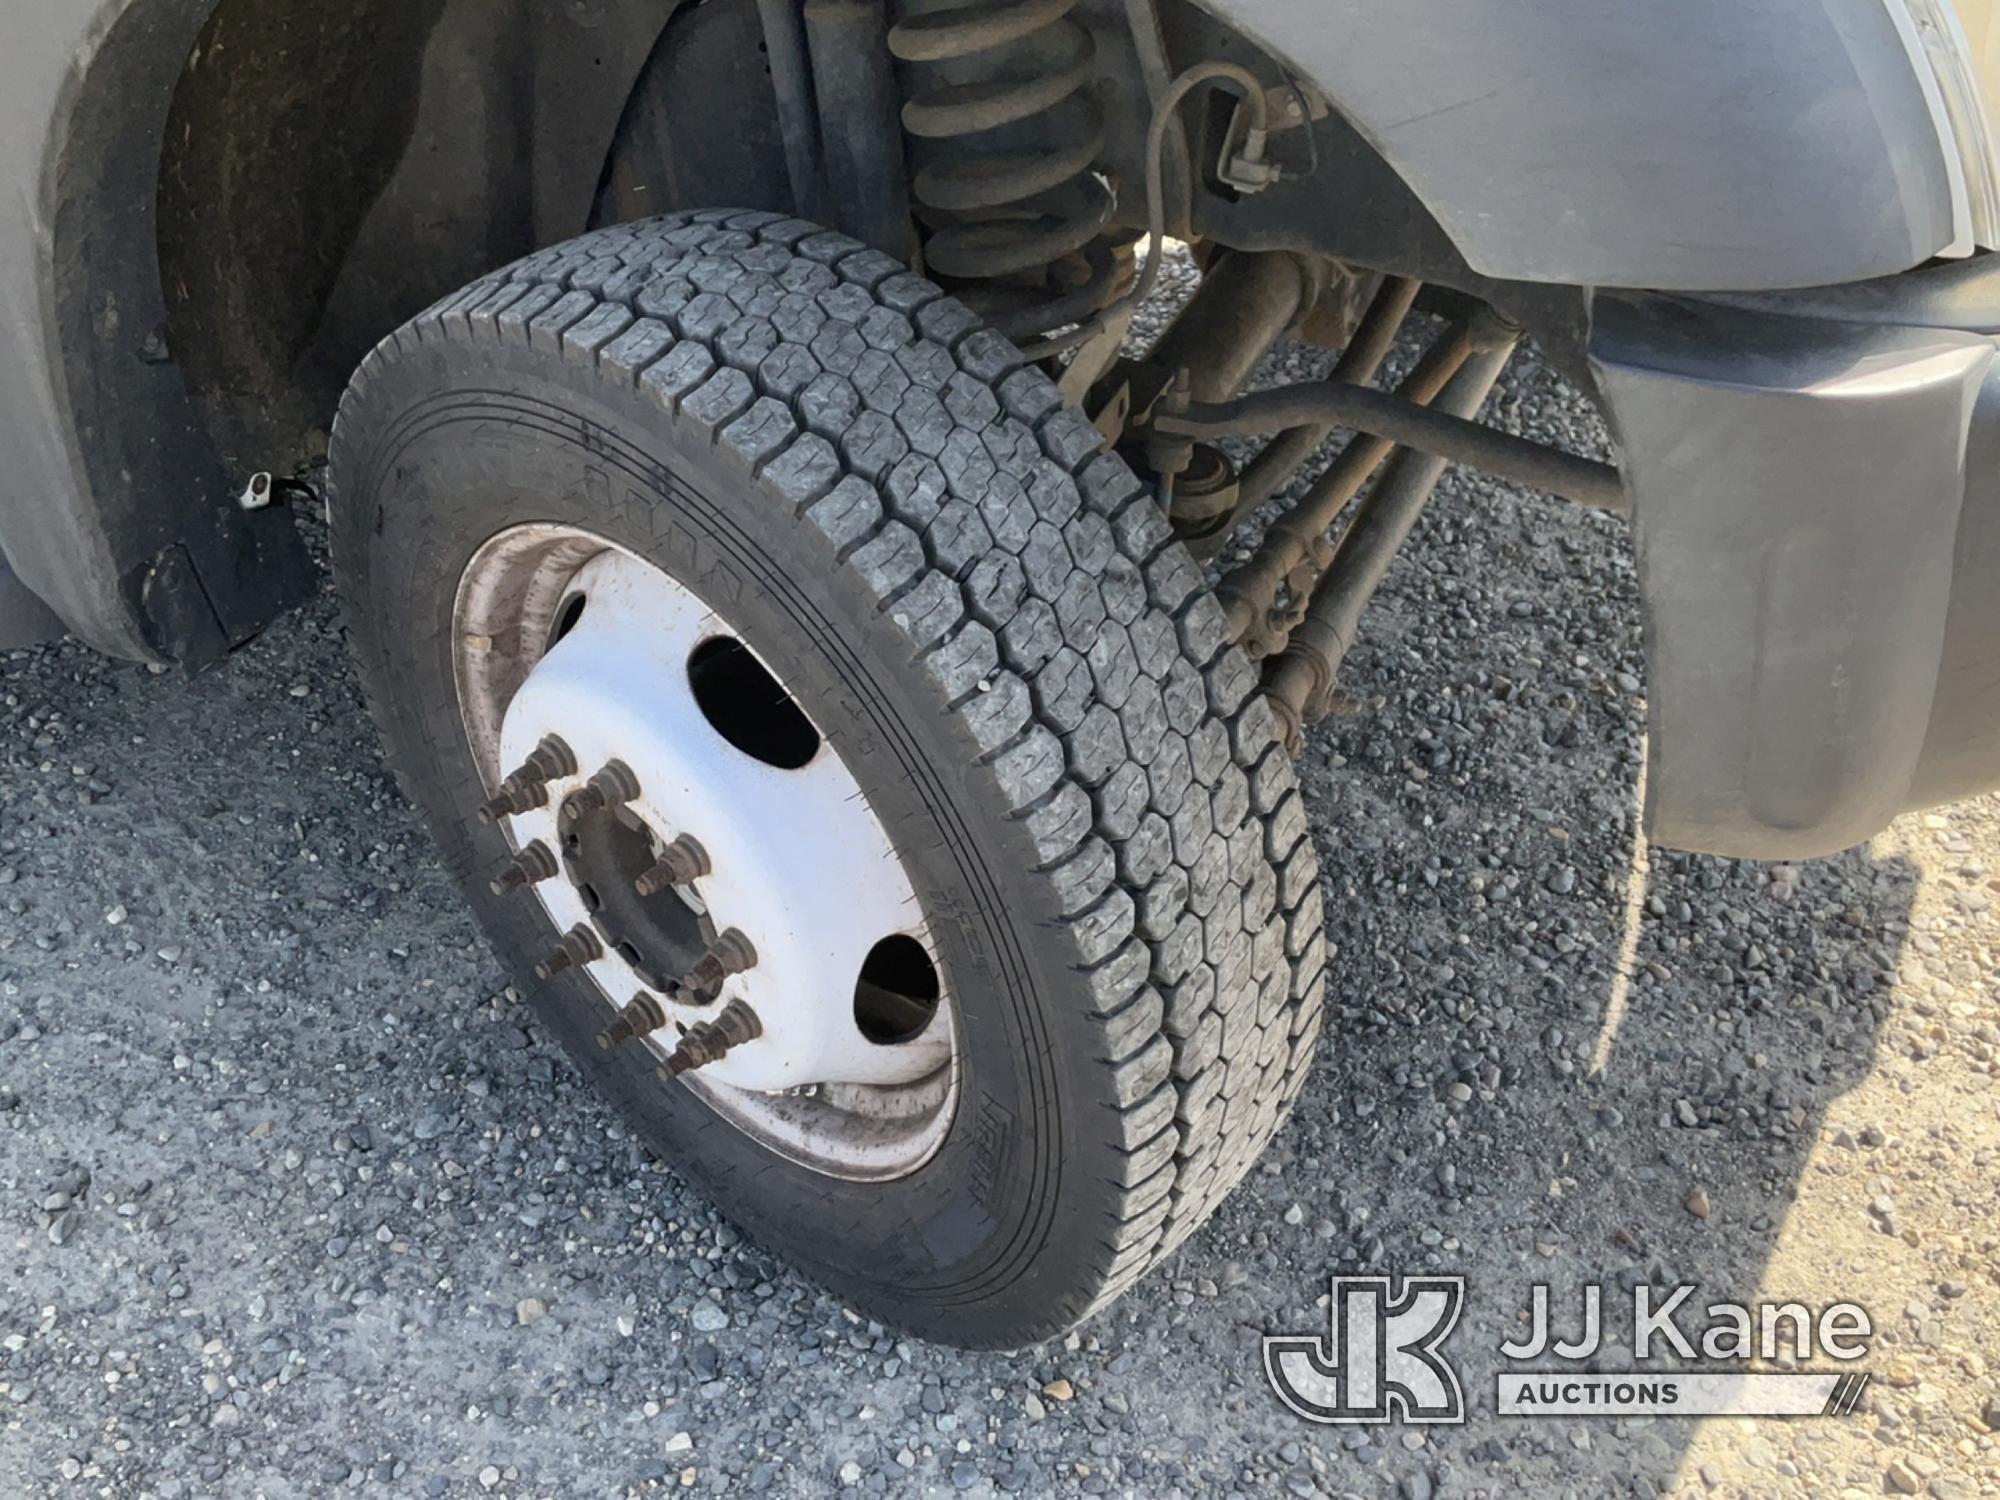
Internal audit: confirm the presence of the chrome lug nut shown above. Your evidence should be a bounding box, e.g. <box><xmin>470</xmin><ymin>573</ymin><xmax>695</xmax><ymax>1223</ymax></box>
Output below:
<box><xmin>597</xmin><ymin>991</ymin><xmax>669</xmax><ymax>1050</ymax></box>
<box><xmin>634</xmin><ymin>834</ymin><xmax>711</xmax><ymax>896</ymax></box>
<box><xmin>534</xmin><ymin>923</ymin><xmax>603</xmax><ymax>979</ymax></box>
<box><xmin>489</xmin><ymin>840</ymin><xmax>560</xmax><ymax>895</ymax></box>
<box><xmin>658</xmin><ymin>998</ymin><xmax>762</xmax><ymax>1080</ymax></box>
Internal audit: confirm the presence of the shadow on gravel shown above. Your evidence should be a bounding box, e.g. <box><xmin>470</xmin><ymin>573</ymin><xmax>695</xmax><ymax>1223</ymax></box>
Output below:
<box><xmin>1111</xmin><ymin>447</ymin><xmax>1916</xmax><ymax>1496</ymax></box>
<box><xmin>1270</xmin><ymin>766</ymin><xmax>1914</xmax><ymax>1498</ymax></box>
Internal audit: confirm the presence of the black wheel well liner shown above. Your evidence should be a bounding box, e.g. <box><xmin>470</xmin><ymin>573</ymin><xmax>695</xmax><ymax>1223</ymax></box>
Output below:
<box><xmin>152</xmin><ymin>0</ymin><xmax>711</xmax><ymax>478</ymax></box>
<box><xmin>39</xmin><ymin>0</ymin><xmax>743</xmax><ymax>660</ymax></box>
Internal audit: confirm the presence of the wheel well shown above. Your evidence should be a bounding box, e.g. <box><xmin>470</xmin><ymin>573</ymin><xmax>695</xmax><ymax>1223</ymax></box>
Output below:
<box><xmin>153</xmin><ymin>0</ymin><xmax>776</xmax><ymax>477</ymax></box>
<box><xmin>149</xmin><ymin>0</ymin><xmax>1554</xmax><ymax>488</ymax></box>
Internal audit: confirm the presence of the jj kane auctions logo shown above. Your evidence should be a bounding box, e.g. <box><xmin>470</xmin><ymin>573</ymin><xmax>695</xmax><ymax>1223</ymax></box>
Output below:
<box><xmin>1265</xmin><ymin>1277</ymin><xmax>1875</xmax><ymax>1423</ymax></box>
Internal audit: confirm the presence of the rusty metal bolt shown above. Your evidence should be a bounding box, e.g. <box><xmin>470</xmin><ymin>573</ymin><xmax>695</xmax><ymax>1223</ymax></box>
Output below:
<box><xmin>478</xmin><ymin>736</ymin><xmax>579</xmax><ymax>825</ymax></box>
<box><xmin>634</xmin><ymin>835</ymin><xmax>711</xmax><ymax>897</ymax></box>
<box><xmin>674</xmin><ymin>928</ymin><xmax>757</xmax><ymax>997</ymax></box>
<box><xmin>657</xmin><ymin>998</ymin><xmax>763</xmax><ymax>1080</ymax></box>
<box><xmin>534</xmin><ymin>923</ymin><xmax>603</xmax><ymax>979</ymax></box>
<box><xmin>489</xmin><ymin>840</ymin><xmax>560</xmax><ymax>895</ymax></box>
<box><xmin>519</xmin><ymin>735</ymin><xmax>577</xmax><ymax>784</ymax></box>
<box><xmin>598</xmin><ymin>991</ymin><xmax>669</xmax><ymax>1050</ymax></box>
<box><xmin>561</xmin><ymin>760</ymin><xmax>641</xmax><ymax>825</ymax></box>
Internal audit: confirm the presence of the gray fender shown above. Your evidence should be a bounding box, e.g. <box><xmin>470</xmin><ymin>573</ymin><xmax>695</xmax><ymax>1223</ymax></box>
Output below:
<box><xmin>1590</xmin><ymin>264</ymin><xmax>2000</xmax><ymax>861</ymax></box>
<box><xmin>1197</xmin><ymin>0</ymin><xmax>1963</xmax><ymax>291</ymax></box>
<box><xmin>0</xmin><ymin>0</ymin><xmax>309</xmax><ymax>662</ymax></box>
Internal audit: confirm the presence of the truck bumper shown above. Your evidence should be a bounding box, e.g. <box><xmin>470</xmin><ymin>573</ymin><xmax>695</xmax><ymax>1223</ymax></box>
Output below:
<box><xmin>1590</xmin><ymin>257</ymin><xmax>2000</xmax><ymax>859</ymax></box>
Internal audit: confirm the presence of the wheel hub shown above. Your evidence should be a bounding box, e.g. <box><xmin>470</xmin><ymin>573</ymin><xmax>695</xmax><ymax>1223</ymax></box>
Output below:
<box><xmin>453</xmin><ymin>528</ymin><xmax>958</xmax><ymax>1179</ymax></box>
<box><xmin>555</xmin><ymin>789</ymin><xmax>715</xmax><ymax>996</ymax></box>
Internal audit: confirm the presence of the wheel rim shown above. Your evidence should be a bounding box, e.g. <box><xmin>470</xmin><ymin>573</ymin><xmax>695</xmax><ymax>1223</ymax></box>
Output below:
<box><xmin>453</xmin><ymin>523</ymin><xmax>959</xmax><ymax>1181</ymax></box>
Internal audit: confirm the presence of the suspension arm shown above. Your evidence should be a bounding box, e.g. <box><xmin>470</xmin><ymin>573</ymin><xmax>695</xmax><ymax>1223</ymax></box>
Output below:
<box><xmin>1217</xmin><ymin>311</ymin><xmax>1477</xmax><ymax>647</ymax></box>
<box><xmin>1232</xmin><ymin>275</ymin><xmax>1422</xmax><ymax>519</ymax></box>
<box><xmin>1261</xmin><ymin>321</ymin><xmax>1524</xmax><ymax>744</ymax></box>
<box><xmin>1154</xmin><ymin>372</ymin><xmax>1627</xmax><ymax>513</ymax></box>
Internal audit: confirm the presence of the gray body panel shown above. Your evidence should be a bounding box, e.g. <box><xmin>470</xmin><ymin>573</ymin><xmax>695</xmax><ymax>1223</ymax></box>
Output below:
<box><xmin>0</xmin><ymin>0</ymin><xmax>155</xmax><ymax>657</ymax></box>
<box><xmin>0</xmin><ymin>0</ymin><xmax>663</xmax><ymax>664</ymax></box>
<box><xmin>0</xmin><ymin>556</ymin><xmax>67</xmax><ymax>649</ymax></box>
<box><xmin>1</xmin><ymin>0</ymin><xmax>313</xmax><ymax>664</ymax></box>
<box><xmin>1197</xmin><ymin>0</ymin><xmax>1961</xmax><ymax>290</ymax></box>
<box><xmin>1591</xmin><ymin>292</ymin><xmax>1996</xmax><ymax>857</ymax></box>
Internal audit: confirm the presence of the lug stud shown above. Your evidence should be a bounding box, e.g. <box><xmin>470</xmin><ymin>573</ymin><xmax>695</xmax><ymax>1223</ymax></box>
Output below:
<box><xmin>657</xmin><ymin>998</ymin><xmax>762</xmax><ymax>1080</ymax></box>
<box><xmin>477</xmin><ymin>737</ymin><xmax>576</xmax><ymax>824</ymax></box>
<box><xmin>534</xmin><ymin>923</ymin><xmax>603</xmax><ymax>979</ymax></box>
<box><xmin>598</xmin><ymin>991</ymin><xmax>669</xmax><ymax>1050</ymax></box>
<box><xmin>477</xmin><ymin>779</ymin><xmax>549</xmax><ymax>823</ymax></box>
<box><xmin>519</xmin><ymin>735</ymin><xmax>578</xmax><ymax>783</ymax></box>
<box><xmin>562</xmin><ymin>761</ymin><xmax>641</xmax><ymax>825</ymax></box>
<box><xmin>675</xmin><ymin>928</ymin><xmax>757</xmax><ymax>997</ymax></box>
<box><xmin>635</xmin><ymin>834</ymin><xmax>711</xmax><ymax>897</ymax></box>
<box><xmin>489</xmin><ymin>840</ymin><xmax>560</xmax><ymax>895</ymax></box>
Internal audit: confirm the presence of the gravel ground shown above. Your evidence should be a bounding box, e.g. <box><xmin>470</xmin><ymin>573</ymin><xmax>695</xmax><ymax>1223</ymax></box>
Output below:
<box><xmin>2</xmin><ymin>261</ymin><xmax>1998</xmax><ymax>1499</ymax></box>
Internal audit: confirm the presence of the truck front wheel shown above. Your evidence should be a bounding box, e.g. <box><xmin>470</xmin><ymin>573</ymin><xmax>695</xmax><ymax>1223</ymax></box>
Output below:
<box><xmin>327</xmin><ymin>210</ymin><xmax>1325</xmax><ymax>1346</ymax></box>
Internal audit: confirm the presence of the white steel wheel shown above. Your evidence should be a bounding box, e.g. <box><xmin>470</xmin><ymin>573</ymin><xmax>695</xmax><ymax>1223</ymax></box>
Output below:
<box><xmin>454</xmin><ymin>525</ymin><xmax>958</xmax><ymax>1181</ymax></box>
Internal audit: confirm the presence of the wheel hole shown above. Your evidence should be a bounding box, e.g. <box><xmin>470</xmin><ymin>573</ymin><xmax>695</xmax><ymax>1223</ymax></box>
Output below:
<box><xmin>617</xmin><ymin>941</ymin><xmax>645</xmax><ymax>969</ymax></box>
<box><xmin>854</xmin><ymin>935</ymin><xmax>941</xmax><ymax>1045</ymax></box>
<box><xmin>549</xmin><ymin>592</ymin><xmax>588</xmax><ymax>648</ymax></box>
<box><xmin>686</xmin><ymin>636</ymin><xmax>820</xmax><ymax>770</ymax></box>
<box><xmin>580</xmin><ymin>883</ymin><xmax>601</xmax><ymax>912</ymax></box>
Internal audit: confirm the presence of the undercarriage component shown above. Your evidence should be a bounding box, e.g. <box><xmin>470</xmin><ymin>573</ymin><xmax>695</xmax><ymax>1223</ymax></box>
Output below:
<box><xmin>1118</xmin><ymin>246</ymin><xmax>1322</xmax><ymax>541</ymax></box>
<box><xmin>1217</xmin><ymin>308</ymin><xmax>1480</xmax><ymax>654</ymax></box>
<box><xmin>1260</xmin><ymin>308</ymin><xmax>1524</xmax><ymax>746</ymax></box>
<box><xmin>1144</xmin><ymin>249</ymin><xmax>1324</xmax><ymax>405</ymax></box>
<box><xmin>804</xmin><ymin>0</ymin><xmax>914</xmax><ymax>257</ymax></box>
<box><xmin>1053</xmin><ymin>58</ymin><xmax>1277</xmax><ymax>362</ymax></box>
<box><xmin>1164</xmin><ymin>442</ymin><xmax>1241</xmax><ymax>544</ymax></box>
<box><xmin>1154</xmin><ymin>365</ymin><xmax>1626</xmax><ymax>513</ymax></box>
<box><xmin>888</xmin><ymin>0</ymin><xmax>1122</xmax><ymax>341</ymax></box>
<box><xmin>1232</xmin><ymin>275</ymin><xmax>1421</xmax><ymax>520</ymax></box>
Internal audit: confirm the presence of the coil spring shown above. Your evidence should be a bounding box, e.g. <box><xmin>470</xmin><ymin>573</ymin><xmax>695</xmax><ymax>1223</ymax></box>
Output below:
<box><xmin>888</xmin><ymin>0</ymin><xmax>1121</xmax><ymax>339</ymax></box>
